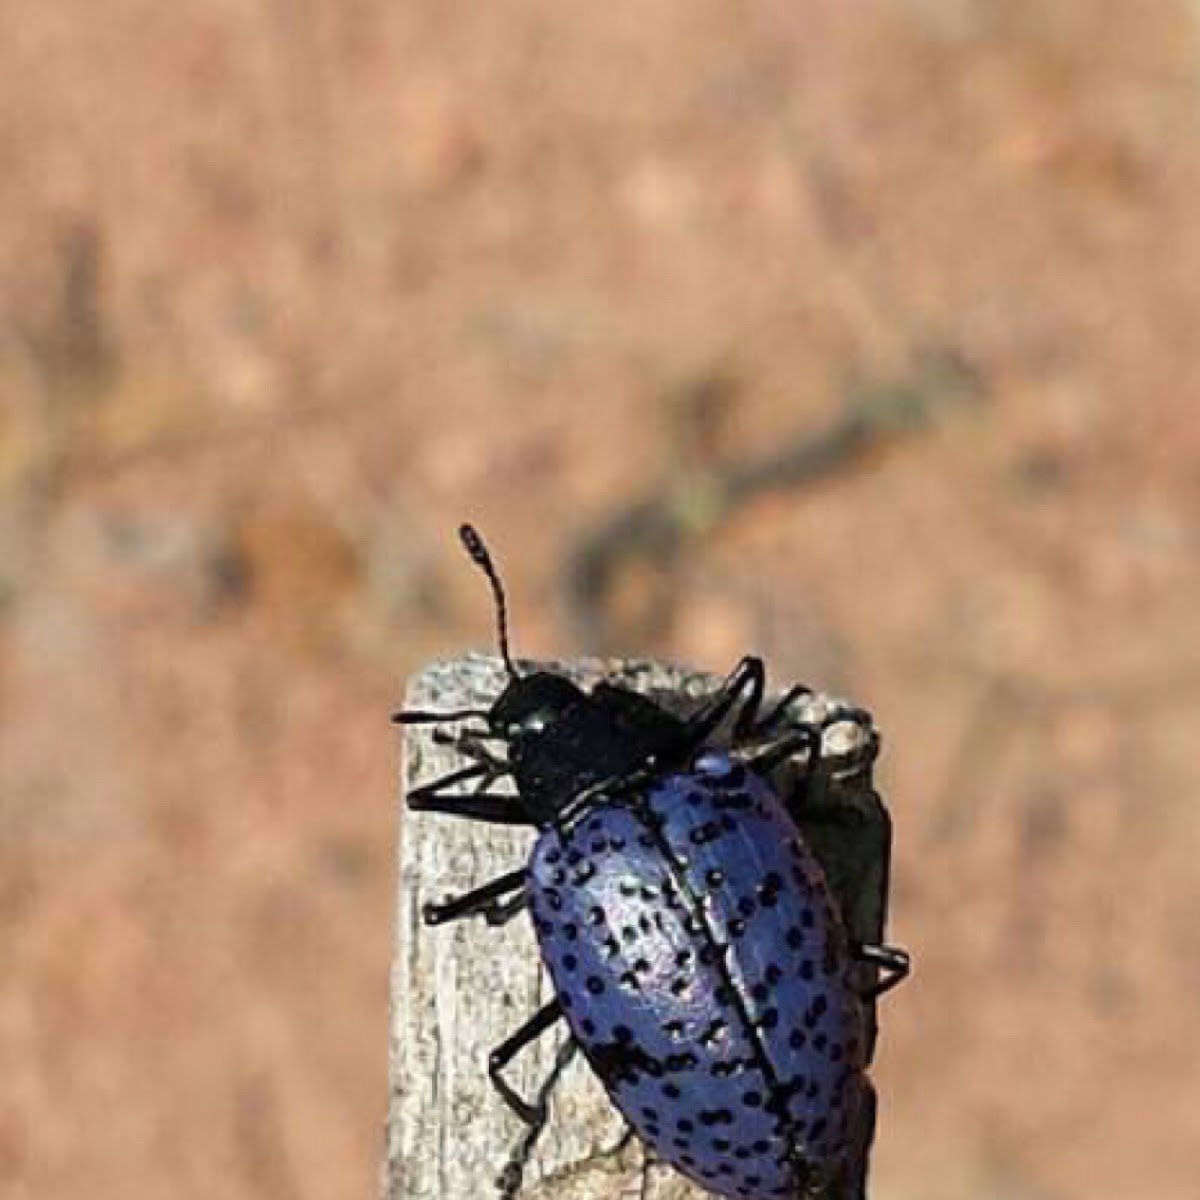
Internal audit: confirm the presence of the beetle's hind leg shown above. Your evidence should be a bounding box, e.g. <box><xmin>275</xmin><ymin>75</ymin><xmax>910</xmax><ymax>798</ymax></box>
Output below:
<box><xmin>422</xmin><ymin>868</ymin><xmax>528</xmax><ymax>927</ymax></box>
<box><xmin>492</xmin><ymin>1007</ymin><xmax>577</xmax><ymax>1198</ymax></box>
<box><xmin>853</xmin><ymin>942</ymin><xmax>911</xmax><ymax>999</ymax></box>
<box><xmin>638</xmin><ymin>1141</ymin><xmax>656</xmax><ymax>1200</ymax></box>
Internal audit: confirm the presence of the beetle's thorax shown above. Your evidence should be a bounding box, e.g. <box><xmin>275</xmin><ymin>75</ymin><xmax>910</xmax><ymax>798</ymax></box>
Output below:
<box><xmin>489</xmin><ymin>671</ymin><xmax>681</xmax><ymax>825</ymax></box>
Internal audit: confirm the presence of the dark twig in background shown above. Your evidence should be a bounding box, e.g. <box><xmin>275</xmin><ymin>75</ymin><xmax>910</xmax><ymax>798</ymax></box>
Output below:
<box><xmin>565</xmin><ymin>348</ymin><xmax>985</xmax><ymax>652</ymax></box>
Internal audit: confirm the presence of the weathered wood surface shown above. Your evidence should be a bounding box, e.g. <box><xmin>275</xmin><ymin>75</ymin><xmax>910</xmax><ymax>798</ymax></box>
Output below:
<box><xmin>383</xmin><ymin>654</ymin><xmax>892</xmax><ymax>1200</ymax></box>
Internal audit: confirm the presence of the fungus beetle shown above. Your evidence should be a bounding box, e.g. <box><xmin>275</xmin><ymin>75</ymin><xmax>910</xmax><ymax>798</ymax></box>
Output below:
<box><xmin>396</xmin><ymin>526</ymin><xmax>910</xmax><ymax>1200</ymax></box>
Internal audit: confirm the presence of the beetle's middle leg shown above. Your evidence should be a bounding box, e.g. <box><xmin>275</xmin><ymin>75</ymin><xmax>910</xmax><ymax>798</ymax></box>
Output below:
<box><xmin>422</xmin><ymin>868</ymin><xmax>528</xmax><ymax>927</ymax></box>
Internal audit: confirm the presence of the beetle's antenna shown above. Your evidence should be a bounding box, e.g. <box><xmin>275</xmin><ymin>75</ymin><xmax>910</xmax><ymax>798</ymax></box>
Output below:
<box><xmin>459</xmin><ymin>523</ymin><xmax>518</xmax><ymax>678</ymax></box>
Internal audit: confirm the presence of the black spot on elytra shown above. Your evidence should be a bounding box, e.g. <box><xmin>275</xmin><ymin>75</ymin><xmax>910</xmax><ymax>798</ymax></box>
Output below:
<box><xmin>665</xmin><ymin>1051</ymin><xmax>699</xmax><ymax>1071</ymax></box>
<box><xmin>689</xmin><ymin>821</ymin><xmax>722</xmax><ymax>846</ymax></box>
<box><xmin>587</xmin><ymin>1037</ymin><xmax>660</xmax><ymax>1086</ymax></box>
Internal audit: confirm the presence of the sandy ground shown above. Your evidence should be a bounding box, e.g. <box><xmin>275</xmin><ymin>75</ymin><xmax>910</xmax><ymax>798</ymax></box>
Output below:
<box><xmin>2</xmin><ymin>3</ymin><xmax>1199</xmax><ymax>1198</ymax></box>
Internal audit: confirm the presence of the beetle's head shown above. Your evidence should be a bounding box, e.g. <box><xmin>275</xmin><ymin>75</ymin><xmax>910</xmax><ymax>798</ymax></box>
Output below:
<box><xmin>487</xmin><ymin>670</ymin><xmax>587</xmax><ymax>750</ymax></box>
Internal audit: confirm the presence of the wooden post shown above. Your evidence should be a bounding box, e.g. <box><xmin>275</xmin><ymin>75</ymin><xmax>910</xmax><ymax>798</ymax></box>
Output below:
<box><xmin>383</xmin><ymin>654</ymin><xmax>893</xmax><ymax>1200</ymax></box>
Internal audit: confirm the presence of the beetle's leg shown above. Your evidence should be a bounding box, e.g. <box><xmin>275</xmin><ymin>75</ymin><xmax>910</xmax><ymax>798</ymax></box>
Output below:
<box><xmin>422</xmin><ymin>869</ymin><xmax>528</xmax><ymax>927</ymax></box>
<box><xmin>497</xmin><ymin>1036</ymin><xmax>579</xmax><ymax>1199</ymax></box>
<box><xmin>733</xmin><ymin>726</ymin><xmax>823</xmax><ymax>777</ymax></box>
<box><xmin>743</xmin><ymin>694</ymin><xmax>876</xmax><ymax>770</ymax></box>
<box><xmin>432</xmin><ymin>726</ymin><xmax>508</xmax><ymax>755</ymax></box>
<box><xmin>638</xmin><ymin>1141</ymin><xmax>655</xmax><ymax>1200</ymax></box>
<box><xmin>392</xmin><ymin>706</ymin><xmax>491</xmax><ymax>725</ymax></box>
<box><xmin>488</xmin><ymin>999</ymin><xmax>565</xmax><ymax>1125</ymax></box>
<box><xmin>749</xmin><ymin>682</ymin><xmax>815</xmax><ymax>735</ymax></box>
<box><xmin>484</xmin><ymin>892</ymin><xmax>529</xmax><ymax>925</ymax></box>
<box><xmin>408</xmin><ymin>762</ymin><xmax>532</xmax><ymax>825</ymax></box>
<box><xmin>446</xmin><ymin>731</ymin><xmax>511</xmax><ymax>774</ymax></box>
<box><xmin>684</xmin><ymin>655</ymin><xmax>767</xmax><ymax>746</ymax></box>
<box><xmin>408</xmin><ymin>792</ymin><xmax>532</xmax><ymax>824</ymax></box>
<box><xmin>408</xmin><ymin>761</ymin><xmax>490</xmax><ymax>798</ymax></box>
<box><xmin>853</xmin><ymin>943</ymin><xmax>911</xmax><ymax>999</ymax></box>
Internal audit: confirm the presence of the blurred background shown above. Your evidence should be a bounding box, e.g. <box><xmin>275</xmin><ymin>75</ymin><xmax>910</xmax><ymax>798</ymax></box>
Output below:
<box><xmin>2</xmin><ymin>2</ymin><xmax>1199</xmax><ymax>1199</ymax></box>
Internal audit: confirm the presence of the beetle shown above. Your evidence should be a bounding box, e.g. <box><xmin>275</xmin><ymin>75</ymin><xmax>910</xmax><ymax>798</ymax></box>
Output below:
<box><xmin>396</xmin><ymin>525</ymin><xmax>910</xmax><ymax>1200</ymax></box>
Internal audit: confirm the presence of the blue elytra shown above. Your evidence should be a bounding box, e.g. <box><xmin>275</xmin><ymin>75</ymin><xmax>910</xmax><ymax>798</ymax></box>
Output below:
<box><xmin>529</xmin><ymin>752</ymin><xmax>865</xmax><ymax>1199</ymax></box>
